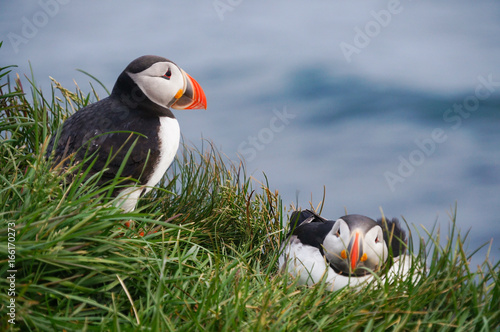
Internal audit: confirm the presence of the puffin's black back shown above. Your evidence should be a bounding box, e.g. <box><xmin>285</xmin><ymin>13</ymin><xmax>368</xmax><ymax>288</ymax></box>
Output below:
<box><xmin>287</xmin><ymin>209</ymin><xmax>327</xmax><ymax>236</ymax></box>
<box><xmin>286</xmin><ymin>210</ymin><xmax>335</xmax><ymax>254</ymax></box>
<box><xmin>46</xmin><ymin>97</ymin><xmax>162</xmax><ymax>191</ymax></box>
<box><xmin>377</xmin><ymin>217</ymin><xmax>407</xmax><ymax>257</ymax></box>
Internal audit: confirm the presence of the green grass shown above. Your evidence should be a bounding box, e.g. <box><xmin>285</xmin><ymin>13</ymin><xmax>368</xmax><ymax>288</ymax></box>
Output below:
<box><xmin>1</xmin><ymin>55</ymin><xmax>499</xmax><ymax>331</ymax></box>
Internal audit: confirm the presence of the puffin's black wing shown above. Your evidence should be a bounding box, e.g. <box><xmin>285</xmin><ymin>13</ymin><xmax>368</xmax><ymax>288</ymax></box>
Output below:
<box><xmin>286</xmin><ymin>209</ymin><xmax>334</xmax><ymax>253</ymax></box>
<box><xmin>287</xmin><ymin>209</ymin><xmax>326</xmax><ymax>236</ymax></box>
<box><xmin>376</xmin><ymin>217</ymin><xmax>407</xmax><ymax>257</ymax></box>
<box><xmin>46</xmin><ymin>97</ymin><xmax>161</xmax><ymax>191</ymax></box>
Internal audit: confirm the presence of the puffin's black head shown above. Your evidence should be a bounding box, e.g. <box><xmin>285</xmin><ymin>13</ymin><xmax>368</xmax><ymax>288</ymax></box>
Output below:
<box><xmin>322</xmin><ymin>214</ymin><xmax>389</xmax><ymax>276</ymax></box>
<box><xmin>111</xmin><ymin>55</ymin><xmax>207</xmax><ymax>116</ymax></box>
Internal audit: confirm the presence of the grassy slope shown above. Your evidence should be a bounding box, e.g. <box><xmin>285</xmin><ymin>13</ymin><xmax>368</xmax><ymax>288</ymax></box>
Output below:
<box><xmin>0</xmin><ymin>58</ymin><xmax>499</xmax><ymax>331</ymax></box>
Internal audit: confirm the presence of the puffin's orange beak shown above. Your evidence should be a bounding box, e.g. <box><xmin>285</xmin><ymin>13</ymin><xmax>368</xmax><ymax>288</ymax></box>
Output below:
<box><xmin>171</xmin><ymin>71</ymin><xmax>207</xmax><ymax>110</ymax></box>
<box><xmin>349</xmin><ymin>232</ymin><xmax>361</xmax><ymax>271</ymax></box>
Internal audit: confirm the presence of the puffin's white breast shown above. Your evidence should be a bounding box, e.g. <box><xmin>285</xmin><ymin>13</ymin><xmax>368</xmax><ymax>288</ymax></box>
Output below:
<box><xmin>145</xmin><ymin>116</ymin><xmax>180</xmax><ymax>190</ymax></box>
<box><xmin>115</xmin><ymin>116</ymin><xmax>180</xmax><ymax>212</ymax></box>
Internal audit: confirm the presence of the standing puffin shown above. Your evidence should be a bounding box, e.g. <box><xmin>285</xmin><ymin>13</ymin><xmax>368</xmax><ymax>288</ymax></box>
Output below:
<box><xmin>279</xmin><ymin>210</ymin><xmax>417</xmax><ymax>291</ymax></box>
<box><xmin>46</xmin><ymin>55</ymin><xmax>207</xmax><ymax>211</ymax></box>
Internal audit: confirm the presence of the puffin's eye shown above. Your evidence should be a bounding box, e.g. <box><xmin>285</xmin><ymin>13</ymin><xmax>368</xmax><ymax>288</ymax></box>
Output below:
<box><xmin>335</xmin><ymin>229</ymin><xmax>340</xmax><ymax>237</ymax></box>
<box><xmin>163</xmin><ymin>69</ymin><xmax>172</xmax><ymax>79</ymax></box>
<box><xmin>375</xmin><ymin>237</ymin><xmax>380</xmax><ymax>243</ymax></box>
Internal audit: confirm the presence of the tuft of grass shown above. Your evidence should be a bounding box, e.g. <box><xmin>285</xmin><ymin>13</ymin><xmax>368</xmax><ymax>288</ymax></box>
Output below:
<box><xmin>0</xmin><ymin>57</ymin><xmax>499</xmax><ymax>331</ymax></box>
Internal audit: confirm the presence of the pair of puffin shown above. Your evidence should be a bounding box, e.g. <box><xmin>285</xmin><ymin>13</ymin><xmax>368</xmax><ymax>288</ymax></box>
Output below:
<box><xmin>279</xmin><ymin>209</ymin><xmax>417</xmax><ymax>291</ymax></box>
<box><xmin>47</xmin><ymin>55</ymin><xmax>207</xmax><ymax>211</ymax></box>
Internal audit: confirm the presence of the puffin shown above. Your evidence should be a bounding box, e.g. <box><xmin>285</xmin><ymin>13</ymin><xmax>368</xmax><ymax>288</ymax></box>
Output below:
<box><xmin>46</xmin><ymin>55</ymin><xmax>207</xmax><ymax>211</ymax></box>
<box><xmin>279</xmin><ymin>209</ymin><xmax>417</xmax><ymax>291</ymax></box>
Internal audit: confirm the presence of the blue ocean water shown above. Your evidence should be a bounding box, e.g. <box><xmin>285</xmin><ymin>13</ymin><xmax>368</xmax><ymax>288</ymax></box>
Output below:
<box><xmin>1</xmin><ymin>0</ymin><xmax>499</xmax><ymax>266</ymax></box>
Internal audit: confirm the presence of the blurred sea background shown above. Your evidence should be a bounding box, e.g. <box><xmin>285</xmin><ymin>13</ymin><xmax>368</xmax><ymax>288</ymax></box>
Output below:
<box><xmin>1</xmin><ymin>0</ymin><xmax>499</xmax><ymax>267</ymax></box>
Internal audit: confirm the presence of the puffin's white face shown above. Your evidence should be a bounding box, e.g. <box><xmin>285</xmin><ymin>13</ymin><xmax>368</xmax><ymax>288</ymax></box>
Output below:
<box><xmin>323</xmin><ymin>219</ymin><xmax>388</xmax><ymax>275</ymax></box>
<box><xmin>362</xmin><ymin>226</ymin><xmax>388</xmax><ymax>271</ymax></box>
<box><xmin>323</xmin><ymin>219</ymin><xmax>351</xmax><ymax>269</ymax></box>
<box><xmin>127</xmin><ymin>61</ymin><xmax>186</xmax><ymax>109</ymax></box>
